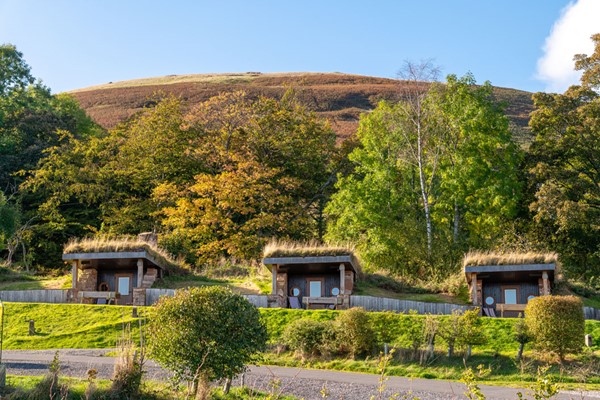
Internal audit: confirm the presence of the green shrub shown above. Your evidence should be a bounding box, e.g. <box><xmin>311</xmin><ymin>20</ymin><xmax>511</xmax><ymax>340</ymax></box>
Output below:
<box><xmin>336</xmin><ymin>307</ymin><xmax>374</xmax><ymax>358</ymax></box>
<box><xmin>147</xmin><ymin>287</ymin><xmax>267</xmax><ymax>399</ymax></box>
<box><xmin>525</xmin><ymin>295</ymin><xmax>585</xmax><ymax>362</ymax></box>
<box><xmin>282</xmin><ymin>318</ymin><xmax>332</xmax><ymax>357</ymax></box>
<box><xmin>457</xmin><ymin>309</ymin><xmax>487</xmax><ymax>359</ymax></box>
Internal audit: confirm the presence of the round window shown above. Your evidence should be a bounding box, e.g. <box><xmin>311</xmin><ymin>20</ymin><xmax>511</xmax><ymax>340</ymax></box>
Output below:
<box><xmin>290</xmin><ymin>287</ymin><xmax>301</xmax><ymax>297</ymax></box>
<box><xmin>331</xmin><ymin>287</ymin><xmax>340</xmax><ymax>296</ymax></box>
<box><xmin>485</xmin><ymin>296</ymin><xmax>495</xmax><ymax>306</ymax></box>
<box><xmin>527</xmin><ymin>295</ymin><xmax>536</xmax><ymax>302</ymax></box>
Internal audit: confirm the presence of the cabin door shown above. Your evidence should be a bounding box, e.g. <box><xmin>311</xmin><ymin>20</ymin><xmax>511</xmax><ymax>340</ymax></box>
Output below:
<box><xmin>306</xmin><ymin>277</ymin><xmax>324</xmax><ymax>297</ymax></box>
<box><xmin>115</xmin><ymin>273</ymin><xmax>133</xmax><ymax>305</ymax></box>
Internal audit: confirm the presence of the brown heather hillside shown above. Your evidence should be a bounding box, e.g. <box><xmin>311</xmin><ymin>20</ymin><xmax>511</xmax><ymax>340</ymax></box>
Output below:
<box><xmin>70</xmin><ymin>72</ymin><xmax>534</xmax><ymax>143</ymax></box>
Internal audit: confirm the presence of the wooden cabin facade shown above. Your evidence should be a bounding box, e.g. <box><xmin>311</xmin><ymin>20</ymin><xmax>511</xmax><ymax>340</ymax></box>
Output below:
<box><xmin>63</xmin><ymin>235</ymin><xmax>169</xmax><ymax>306</ymax></box>
<box><xmin>464</xmin><ymin>263</ymin><xmax>555</xmax><ymax>317</ymax></box>
<box><xmin>262</xmin><ymin>255</ymin><xmax>359</xmax><ymax>309</ymax></box>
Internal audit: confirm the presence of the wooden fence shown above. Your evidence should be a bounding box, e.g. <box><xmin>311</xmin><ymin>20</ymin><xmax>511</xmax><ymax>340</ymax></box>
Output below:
<box><xmin>584</xmin><ymin>306</ymin><xmax>600</xmax><ymax>321</ymax></box>
<box><xmin>243</xmin><ymin>295</ymin><xmax>269</xmax><ymax>308</ymax></box>
<box><xmin>0</xmin><ymin>289</ymin><xmax>598</xmax><ymax>320</ymax></box>
<box><xmin>350</xmin><ymin>295</ymin><xmax>475</xmax><ymax>315</ymax></box>
<box><xmin>0</xmin><ymin>290</ymin><xmax>68</xmax><ymax>304</ymax></box>
<box><xmin>145</xmin><ymin>289</ymin><xmax>176</xmax><ymax>305</ymax></box>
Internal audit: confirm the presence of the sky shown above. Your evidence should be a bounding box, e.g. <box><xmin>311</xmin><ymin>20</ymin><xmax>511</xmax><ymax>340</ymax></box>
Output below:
<box><xmin>0</xmin><ymin>0</ymin><xmax>598</xmax><ymax>94</ymax></box>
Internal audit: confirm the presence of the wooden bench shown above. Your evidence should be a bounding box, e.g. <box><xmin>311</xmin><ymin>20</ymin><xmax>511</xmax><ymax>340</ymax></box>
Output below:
<box><xmin>497</xmin><ymin>303</ymin><xmax>526</xmax><ymax>317</ymax></box>
<box><xmin>78</xmin><ymin>291</ymin><xmax>118</xmax><ymax>304</ymax></box>
<box><xmin>302</xmin><ymin>296</ymin><xmax>340</xmax><ymax>309</ymax></box>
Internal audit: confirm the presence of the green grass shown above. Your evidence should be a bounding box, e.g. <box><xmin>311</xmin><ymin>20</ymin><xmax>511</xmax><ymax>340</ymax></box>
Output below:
<box><xmin>1</xmin><ymin>302</ymin><xmax>141</xmax><ymax>349</ymax></box>
<box><xmin>262</xmin><ymin>352</ymin><xmax>600</xmax><ymax>389</ymax></box>
<box><xmin>155</xmin><ymin>274</ymin><xmax>269</xmax><ymax>294</ymax></box>
<box><xmin>4</xmin><ymin>375</ymin><xmax>298</xmax><ymax>399</ymax></box>
<box><xmin>582</xmin><ymin>296</ymin><xmax>600</xmax><ymax>309</ymax></box>
<box><xmin>0</xmin><ymin>267</ymin><xmax>72</xmax><ymax>290</ymax></box>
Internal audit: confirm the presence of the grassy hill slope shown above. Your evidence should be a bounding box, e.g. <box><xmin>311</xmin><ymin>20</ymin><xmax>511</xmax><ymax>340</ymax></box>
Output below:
<box><xmin>70</xmin><ymin>72</ymin><xmax>535</xmax><ymax>144</ymax></box>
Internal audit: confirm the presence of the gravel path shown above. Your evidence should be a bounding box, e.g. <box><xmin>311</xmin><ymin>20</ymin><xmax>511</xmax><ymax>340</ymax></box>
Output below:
<box><xmin>2</xmin><ymin>350</ymin><xmax>599</xmax><ymax>400</ymax></box>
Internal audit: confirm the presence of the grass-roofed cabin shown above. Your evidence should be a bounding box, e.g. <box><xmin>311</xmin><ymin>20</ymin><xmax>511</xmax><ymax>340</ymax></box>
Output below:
<box><xmin>262</xmin><ymin>242</ymin><xmax>360</xmax><ymax>310</ymax></box>
<box><xmin>464</xmin><ymin>252</ymin><xmax>558</xmax><ymax>317</ymax></box>
<box><xmin>63</xmin><ymin>233</ymin><xmax>178</xmax><ymax>306</ymax></box>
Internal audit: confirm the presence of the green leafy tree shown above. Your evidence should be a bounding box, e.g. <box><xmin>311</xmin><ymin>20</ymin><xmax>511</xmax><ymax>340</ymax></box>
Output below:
<box><xmin>456</xmin><ymin>309</ymin><xmax>486</xmax><ymax>360</ymax></box>
<box><xmin>157</xmin><ymin>91</ymin><xmax>337</xmax><ymax>263</ymax></box>
<box><xmin>147</xmin><ymin>287</ymin><xmax>267</xmax><ymax>399</ymax></box>
<box><xmin>0</xmin><ymin>192</ymin><xmax>18</xmax><ymax>252</ymax></box>
<box><xmin>513</xmin><ymin>315</ymin><xmax>530</xmax><ymax>363</ymax></box>
<box><xmin>0</xmin><ymin>44</ymin><xmax>100</xmax><ymax>267</ymax></box>
<box><xmin>326</xmin><ymin>73</ymin><xmax>520</xmax><ymax>276</ymax></box>
<box><xmin>528</xmin><ymin>33</ymin><xmax>600</xmax><ymax>278</ymax></box>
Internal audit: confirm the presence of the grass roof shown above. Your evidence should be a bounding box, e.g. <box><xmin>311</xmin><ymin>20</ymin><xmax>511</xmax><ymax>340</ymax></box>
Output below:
<box><xmin>263</xmin><ymin>240</ymin><xmax>357</xmax><ymax>259</ymax></box>
<box><xmin>463</xmin><ymin>251</ymin><xmax>558</xmax><ymax>268</ymax></box>
<box><xmin>64</xmin><ymin>236</ymin><xmax>188</xmax><ymax>273</ymax></box>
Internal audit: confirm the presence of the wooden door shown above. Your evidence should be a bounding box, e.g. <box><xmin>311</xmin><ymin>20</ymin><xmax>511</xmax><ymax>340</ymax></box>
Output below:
<box><xmin>115</xmin><ymin>273</ymin><xmax>133</xmax><ymax>305</ymax></box>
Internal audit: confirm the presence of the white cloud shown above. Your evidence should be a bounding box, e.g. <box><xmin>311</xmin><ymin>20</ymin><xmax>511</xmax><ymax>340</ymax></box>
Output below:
<box><xmin>536</xmin><ymin>0</ymin><xmax>600</xmax><ymax>92</ymax></box>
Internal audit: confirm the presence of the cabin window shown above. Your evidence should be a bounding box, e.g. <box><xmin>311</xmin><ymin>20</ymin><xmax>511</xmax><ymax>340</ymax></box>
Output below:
<box><xmin>331</xmin><ymin>287</ymin><xmax>340</xmax><ymax>296</ymax></box>
<box><xmin>527</xmin><ymin>295</ymin><xmax>536</xmax><ymax>302</ymax></box>
<box><xmin>290</xmin><ymin>287</ymin><xmax>301</xmax><ymax>297</ymax></box>
<box><xmin>485</xmin><ymin>296</ymin><xmax>495</xmax><ymax>306</ymax></box>
<box><xmin>306</xmin><ymin>278</ymin><xmax>324</xmax><ymax>297</ymax></box>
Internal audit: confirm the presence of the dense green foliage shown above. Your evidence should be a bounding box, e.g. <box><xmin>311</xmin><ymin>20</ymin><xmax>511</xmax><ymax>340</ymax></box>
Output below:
<box><xmin>282</xmin><ymin>318</ymin><xmax>331</xmax><ymax>357</ymax></box>
<box><xmin>0</xmin><ymin>44</ymin><xmax>101</xmax><ymax>267</ymax></box>
<box><xmin>146</xmin><ymin>287</ymin><xmax>267</xmax><ymax>394</ymax></box>
<box><xmin>525</xmin><ymin>295</ymin><xmax>585</xmax><ymax>361</ymax></box>
<box><xmin>326</xmin><ymin>73</ymin><xmax>521</xmax><ymax>276</ymax></box>
<box><xmin>527</xmin><ymin>34</ymin><xmax>600</xmax><ymax>280</ymax></box>
<box><xmin>335</xmin><ymin>307</ymin><xmax>375</xmax><ymax>357</ymax></box>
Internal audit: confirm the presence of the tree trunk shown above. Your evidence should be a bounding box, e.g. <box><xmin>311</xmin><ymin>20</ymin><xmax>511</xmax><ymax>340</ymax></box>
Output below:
<box><xmin>516</xmin><ymin>342</ymin><xmax>525</xmax><ymax>362</ymax></box>
<box><xmin>223</xmin><ymin>378</ymin><xmax>231</xmax><ymax>394</ymax></box>
<box><xmin>453</xmin><ymin>200</ymin><xmax>460</xmax><ymax>243</ymax></box>
<box><xmin>465</xmin><ymin>344</ymin><xmax>472</xmax><ymax>360</ymax></box>
<box><xmin>447</xmin><ymin>341</ymin><xmax>454</xmax><ymax>358</ymax></box>
<box><xmin>195</xmin><ymin>376</ymin><xmax>210</xmax><ymax>400</ymax></box>
<box><xmin>417</xmin><ymin>131</ymin><xmax>432</xmax><ymax>255</ymax></box>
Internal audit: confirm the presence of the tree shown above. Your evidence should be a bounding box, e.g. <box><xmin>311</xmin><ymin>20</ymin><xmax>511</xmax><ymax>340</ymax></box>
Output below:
<box><xmin>157</xmin><ymin>91</ymin><xmax>338</xmax><ymax>263</ymax></box>
<box><xmin>0</xmin><ymin>44</ymin><xmax>100</xmax><ymax>267</ymax></box>
<box><xmin>525</xmin><ymin>295</ymin><xmax>584</xmax><ymax>363</ymax></box>
<box><xmin>528</xmin><ymin>33</ymin><xmax>600</xmax><ymax>279</ymax></box>
<box><xmin>395</xmin><ymin>61</ymin><xmax>442</xmax><ymax>254</ymax></box>
<box><xmin>326</xmin><ymin>73</ymin><xmax>520</xmax><ymax>276</ymax></box>
<box><xmin>0</xmin><ymin>44</ymin><xmax>34</xmax><ymax>96</ymax></box>
<box><xmin>0</xmin><ymin>192</ymin><xmax>18</xmax><ymax>253</ymax></box>
<box><xmin>147</xmin><ymin>287</ymin><xmax>267</xmax><ymax>399</ymax></box>
<box><xmin>513</xmin><ymin>315</ymin><xmax>530</xmax><ymax>362</ymax></box>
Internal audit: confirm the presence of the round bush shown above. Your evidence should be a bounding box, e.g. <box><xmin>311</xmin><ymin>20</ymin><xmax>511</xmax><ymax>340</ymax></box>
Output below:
<box><xmin>525</xmin><ymin>295</ymin><xmax>584</xmax><ymax>361</ymax></box>
<box><xmin>147</xmin><ymin>287</ymin><xmax>267</xmax><ymax>393</ymax></box>
<box><xmin>282</xmin><ymin>318</ymin><xmax>332</xmax><ymax>356</ymax></box>
<box><xmin>336</xmin><ymin>307</ymin><xmax>375</xmax><ymax>357</ymax></box>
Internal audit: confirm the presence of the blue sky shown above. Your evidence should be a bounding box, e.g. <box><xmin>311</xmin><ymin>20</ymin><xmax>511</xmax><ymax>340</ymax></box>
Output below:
<box><xmin>1</xmin><ymin>1</ymin><xmax>598</xmax><ymax>93</ymax></box>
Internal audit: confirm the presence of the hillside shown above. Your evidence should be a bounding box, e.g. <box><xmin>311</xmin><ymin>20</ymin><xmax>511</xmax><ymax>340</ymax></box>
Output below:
<box><xmin>70</xmin><ymin>72</ymin><xmax>535</xmax><ymax>144</ymax></box>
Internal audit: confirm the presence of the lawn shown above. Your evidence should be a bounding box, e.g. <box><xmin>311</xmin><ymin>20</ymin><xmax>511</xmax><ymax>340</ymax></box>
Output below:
<box><xmin>1</xmin><ymin>302</ymin><xmax>599</xmax><ymax>389</ymax></box>
<box><xmin>1</xmin><ymin>302</ymin><xmax>140</xmax><ymax>349</ymax></box>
